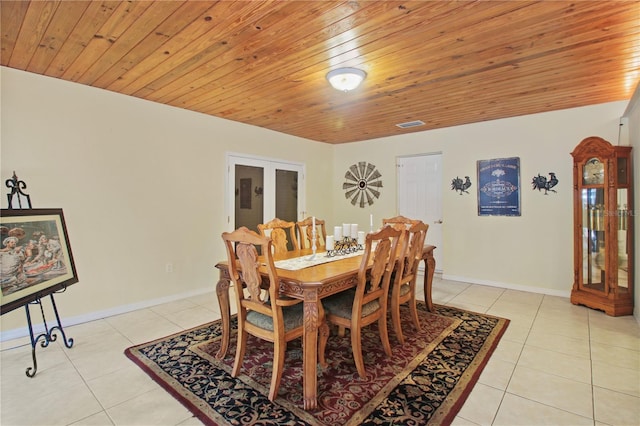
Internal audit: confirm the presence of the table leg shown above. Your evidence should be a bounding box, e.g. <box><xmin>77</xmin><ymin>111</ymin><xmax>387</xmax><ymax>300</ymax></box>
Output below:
<box><xmin>423</xmin><ymin>245</ymin><xmax>436</xmax><ymax>312</ymax></box>
<box><xmin>215</xmin><ymin>276</ymin><xmax>231</xmax><ymax>359</ymax></box>
<box><xmin>302</xmin><ymin>289</ymin><xmax>320</xmax><ymax>410</ymax></box>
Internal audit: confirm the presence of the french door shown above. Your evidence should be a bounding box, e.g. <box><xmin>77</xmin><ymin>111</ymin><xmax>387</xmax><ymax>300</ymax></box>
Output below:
<box><xmin>226</xmin><ymin>154</ymin><xmax>305</xmax><ymax>233</ymax></box>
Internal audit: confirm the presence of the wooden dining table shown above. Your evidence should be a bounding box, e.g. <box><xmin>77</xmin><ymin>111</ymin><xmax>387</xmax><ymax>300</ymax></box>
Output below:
<box><xmin>214</xmin><ymin>244</ymin><xmax>436</xmax><ymax>410</ymax></box>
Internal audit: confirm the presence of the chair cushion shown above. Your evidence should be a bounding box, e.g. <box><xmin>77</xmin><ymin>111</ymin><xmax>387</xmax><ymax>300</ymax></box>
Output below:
<box><xmin>246</xmin><ymin>302</ymin><xmax>304</xmax><ymax>332</ymax></box>
<box><xmin>322</xmin><ymin>289</ymin><xmax>381</xmax><ymax>319</ymax></box>
<box><xmin>400</xmin><ymin>283</ymin><xmax>411</xmax><ymax>296</ymax></box>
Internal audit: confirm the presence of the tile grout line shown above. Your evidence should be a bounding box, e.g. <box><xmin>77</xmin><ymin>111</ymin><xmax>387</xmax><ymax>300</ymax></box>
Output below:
<box><xmin>488</xmin><ymin>290</ymin><xmax>542</xmax><ymax>425</ymax></box>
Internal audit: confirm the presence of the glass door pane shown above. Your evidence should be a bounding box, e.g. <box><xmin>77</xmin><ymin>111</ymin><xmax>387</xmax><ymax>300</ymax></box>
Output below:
<box><xmin>617</xmin><ymin>188</ymin><xmax>629</xmax><ymax>292</ymax></box>
<box><xmin>275</xmin><ymin>169</ymin><xmax>298</xmax><ymax>223</ymax></box>
<box><xmin>235</xmin><ymin>165</ymin><xmax>264</xmax><ymax>233</ymax></box>
<box><xmin>581</xmin><ymin>187</ymin><xmax>605</xmax><ymax>291</ymax></box>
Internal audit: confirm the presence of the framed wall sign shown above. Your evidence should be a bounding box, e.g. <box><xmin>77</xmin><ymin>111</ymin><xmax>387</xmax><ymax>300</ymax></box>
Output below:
<box><xmin>1</xmin><ymin>208</ymin><xmax>78</xmax><ymax>314</ymax></box>
<box><xmin>477</xmin><ymin>157</ymin><xmax>521</xmax><ymax>216</ymax></box>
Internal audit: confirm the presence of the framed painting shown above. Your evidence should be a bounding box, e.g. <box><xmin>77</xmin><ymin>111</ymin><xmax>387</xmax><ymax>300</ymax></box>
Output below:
<box><xmin>1</xmin><ymin>208</ymin><xmax>78</xmax><ymax>314</ymax></box>
<box><xmin>477</xmin><ymin>157</ymin><xmax>521</xmax><ymax>216</ymax></box>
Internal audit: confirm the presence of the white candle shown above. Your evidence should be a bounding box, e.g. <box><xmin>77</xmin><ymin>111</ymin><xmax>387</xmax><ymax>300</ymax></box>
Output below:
<box><xmin>334</xmin><ymin>225</ymin><xmax>343</xmax><ymax>240</ymax></box>
<box><xmin>343</xmin><ymin>223</ymin><xmax>350</xmax><ymax>239</ymax></box>
<box><xmin>312</xmin><ymin>216</ymin><xmax>316</xmax><ymax>234</ymax></box>
<box><xmin>325</xmin><ymin>235</ymin><xmax>334</xmax><ymax>250</ymax></box>
<box><xmin>351</xmin><ymin>223</ymin><xmax>358</xmax><ymax>239</ymax></box>
<box><xmin>370</xmin><ymin>214</ymin><xmax>373</xmax><ymax>228</ymax></box>
<box><xmin>357</xmin><ymin>231</ymin><xmax>365</xmax><ymax>244</ymax></box>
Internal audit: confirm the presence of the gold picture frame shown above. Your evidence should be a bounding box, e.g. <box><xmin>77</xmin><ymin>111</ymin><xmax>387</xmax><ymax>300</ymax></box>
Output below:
<box><xmin>1</xmin><ymin>208</ymin><xmax>78</xmax><ymax>314</ymax></box>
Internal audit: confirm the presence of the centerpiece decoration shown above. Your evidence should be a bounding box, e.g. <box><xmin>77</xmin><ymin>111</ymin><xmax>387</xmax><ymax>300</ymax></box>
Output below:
<box><xmin>326</xmin><ymin>235</ymin><xmax>362</xmax><ymax>257</ymax></box>
<box><xmin>326</xmin><ymin>223</ymin><xmax>364</xmax><ymax>257</ymax></box>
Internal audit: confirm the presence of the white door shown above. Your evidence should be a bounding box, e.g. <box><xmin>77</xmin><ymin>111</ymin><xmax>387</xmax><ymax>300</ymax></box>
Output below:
<box><xmin>397</xmin><ymin>154</ymin><xmax>443</xmax><ymax>271</ymax></box>
<box><xmin>226</xmin><ymin>154</ymin><xmax>305</xmax><ymax>233</ymax></box>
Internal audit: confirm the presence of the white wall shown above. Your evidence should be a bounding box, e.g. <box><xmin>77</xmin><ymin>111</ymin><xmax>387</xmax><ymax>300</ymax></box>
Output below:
<box><xmin>1</xmin><ymin>67</ymin><xmax>636</xmax><ymax>337</ymax></box>
<box><xmin>621</xmin><ymin>87</ymin><xmax>639</xmax><ymax>319</ymax></box>
<box><xmin>333</xmin><ymin>101</ymin><xmax>628</xmax><ymax>296</ymax></box>
<box><xmin>0</xmin><ymin>67</ymin><xmax>333</xmax><ymax>335</ymax></box>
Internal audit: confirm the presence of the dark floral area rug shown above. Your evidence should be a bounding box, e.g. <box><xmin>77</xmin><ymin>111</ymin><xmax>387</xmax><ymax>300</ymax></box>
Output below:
<box><xmin>125</xmin><ymin>303</ymin><xmax>509</xmax><ymax>425</ymax></box>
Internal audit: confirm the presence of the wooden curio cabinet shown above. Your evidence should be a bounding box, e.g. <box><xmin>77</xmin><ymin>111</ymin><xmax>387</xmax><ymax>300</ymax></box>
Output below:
<box><xmin>571</xmin><ymin>136</ymin><xmax>634</xmax><ymax>316</ymax></box>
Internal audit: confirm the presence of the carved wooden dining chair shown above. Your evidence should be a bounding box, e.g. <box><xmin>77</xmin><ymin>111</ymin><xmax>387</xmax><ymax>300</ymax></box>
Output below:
<box><xmin>382</xmin><ymin>215</ymin><xmax>420</xmax><ymax>252</ymax></box>
<box><xmin>221</xmin><ymin>227</ymin><xmax>305</xmax><ymax>401</ymax></box>
<box><xmin>382</xmin><ymin>215</ymin><xmax>421</xmax><ymax>229</ymax></box>
<box><xmin>295</xmin><ymin>216</ymin><xmax>327</xmax><ymax>249</ymax></box>
<box><xmin>257</xmin><ymin>218</ymin><xmax>298</xmax><ymax>255</ymax></box>
<box><xmin>318</xmin><ymin>225</ymin><xmax>402</xmax><ymax>378</ymax></box>
<box><xmin>389</xmin><ymin>221</ymin><xmax>429</xmax><ymax>344</ymax></box>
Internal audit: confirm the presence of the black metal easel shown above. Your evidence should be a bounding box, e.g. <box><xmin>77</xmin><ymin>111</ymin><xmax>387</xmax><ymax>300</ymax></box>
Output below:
<box><xmin>5</xmin><ymin>172</ymin><xmax>74</xmax><ymax>377</ymax></box>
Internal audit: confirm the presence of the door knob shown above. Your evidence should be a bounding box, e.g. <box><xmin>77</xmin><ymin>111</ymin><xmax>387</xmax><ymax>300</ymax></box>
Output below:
<box><xmin>434</xmin><ymin>219</ymin><xmax>443</xmax><ymax>224</ymax></box>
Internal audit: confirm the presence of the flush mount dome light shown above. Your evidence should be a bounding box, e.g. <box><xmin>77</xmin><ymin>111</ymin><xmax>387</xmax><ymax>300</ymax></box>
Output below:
<box><xmin>326</xmin><ymin>67</ymin><xmax>366</xmax><ymax>92</ymax></box>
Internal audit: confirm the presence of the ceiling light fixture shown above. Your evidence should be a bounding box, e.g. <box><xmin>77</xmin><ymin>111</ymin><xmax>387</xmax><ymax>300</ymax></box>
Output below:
<box><xmin>326</xmin><ymin>67</ymin><xmax>366</xmax><ymax>92</ymax></box>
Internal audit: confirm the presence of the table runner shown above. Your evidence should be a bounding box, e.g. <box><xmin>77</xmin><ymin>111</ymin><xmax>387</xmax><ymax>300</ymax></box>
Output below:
<box><xmin>274</xmin><ymin>250</ymin><xmax>362</xmax><ymax>270</ymax></box>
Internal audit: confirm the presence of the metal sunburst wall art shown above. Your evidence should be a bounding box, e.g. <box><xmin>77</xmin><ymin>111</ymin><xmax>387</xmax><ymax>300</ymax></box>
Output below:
<box><xmin>531</xmin><ymin>172</ymin><xmax>559</xmax><ymax>194</ymax></box>
<box><xmin>343</xmin><ymin>161</ymin><xmax>383</xmax><ymax>208</ymax></box>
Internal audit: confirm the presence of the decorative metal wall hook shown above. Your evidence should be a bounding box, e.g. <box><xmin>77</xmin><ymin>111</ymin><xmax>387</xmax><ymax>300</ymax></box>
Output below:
<box><xmin>531</xmin><ymin>172</ymin><xmax>558</xmax><ymax>194</ymax></box>
<box><xmin>451</xmin><ymin>176</ymin><xmax>472</xmax><ymax>194</ymax></box>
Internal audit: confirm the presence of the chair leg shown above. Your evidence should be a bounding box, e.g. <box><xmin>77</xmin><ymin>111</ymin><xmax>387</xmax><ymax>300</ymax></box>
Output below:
<box><xmin>409</xmin><ymin>293</ymin><xmax>421</xmax><ymax>330</ymax></box>
<box><xmin>390</xmin><ymin>289</ymin><xmax>405</xmax><ymax>345</ymax></box>
<box><xmin>378</xmin><ymin>313</ymin><xmax>393</xmax><ymax>358</ymax></box>
<box><xmin>269</xmin><ymin>337</ymin><xmax>286</xmax><ymax>401</ymax></box>
<box><xmin>232</xmin><ymin>329</ymin><xmax>247</xmax><ymax>377</ymax></box>
<box><xmin>350</xmin><ymin>327</ymin><xmax>366</xmax><ymax>379</ymax></box>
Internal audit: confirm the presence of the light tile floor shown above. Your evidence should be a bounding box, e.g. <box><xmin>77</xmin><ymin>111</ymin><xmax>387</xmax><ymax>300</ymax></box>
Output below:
<box><xmin>1</xmin><ymin>276</ymin><xmax>639</xmax><ymax>425</ymax></box>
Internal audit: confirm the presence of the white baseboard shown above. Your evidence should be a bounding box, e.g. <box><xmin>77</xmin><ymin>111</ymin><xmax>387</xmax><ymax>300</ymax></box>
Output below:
<box><xmin>0</xmin><ymin>287</ymin><xmax>213</xmax><ymax>343</ymax></box>
<box><xmin>441</xmin><ymin>273</ymin><xmax>639</xmax><ymax>323</ymax></box>
<box><xmin>441</xmin><ymin>274</ymin><xmax>572</xmax><ymax>298</ymax></box>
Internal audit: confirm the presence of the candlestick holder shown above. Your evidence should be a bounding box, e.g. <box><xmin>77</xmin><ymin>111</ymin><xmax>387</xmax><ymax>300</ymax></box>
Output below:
<box><xmin>308</xmin><ymin>230</ymin><xmax>317</xmax><ymax>260</ymax></box>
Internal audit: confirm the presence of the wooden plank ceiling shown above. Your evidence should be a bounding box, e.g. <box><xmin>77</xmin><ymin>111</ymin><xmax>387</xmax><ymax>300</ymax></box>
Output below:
<box><xmin>2</xmin><ymin>1</ymin><xmax>639</xmax><ymax>144</ymax></box>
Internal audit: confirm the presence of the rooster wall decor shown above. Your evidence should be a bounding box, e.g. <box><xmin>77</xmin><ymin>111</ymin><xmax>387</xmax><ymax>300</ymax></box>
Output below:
<box><xmin>451</xmin><ymin>176</ymin><xmax>472</xmax><ymax>194</ymax></box>
<box><xmin>531</xmin><ymin>172</ymin><xmax>558</xmax><ymax>194</ymax></box>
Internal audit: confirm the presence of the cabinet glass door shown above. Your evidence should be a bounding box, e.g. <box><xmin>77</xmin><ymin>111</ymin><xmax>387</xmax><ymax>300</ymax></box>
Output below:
<box><xmin>581</xmin><ymin>187</ymin><xmax>605</xmax><ymax>292</ymax></box>
<box><xmin>617</xmin><ymin>188</ymin><xmax>629</xmax><ymax>292</ymax></box>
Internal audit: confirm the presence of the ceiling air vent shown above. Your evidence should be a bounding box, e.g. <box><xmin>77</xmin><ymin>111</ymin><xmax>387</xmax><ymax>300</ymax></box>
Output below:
<box><xmin>395</xmin><ymin>120</ymin><xmax>425</xmax><ymax>129</ymax></box>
